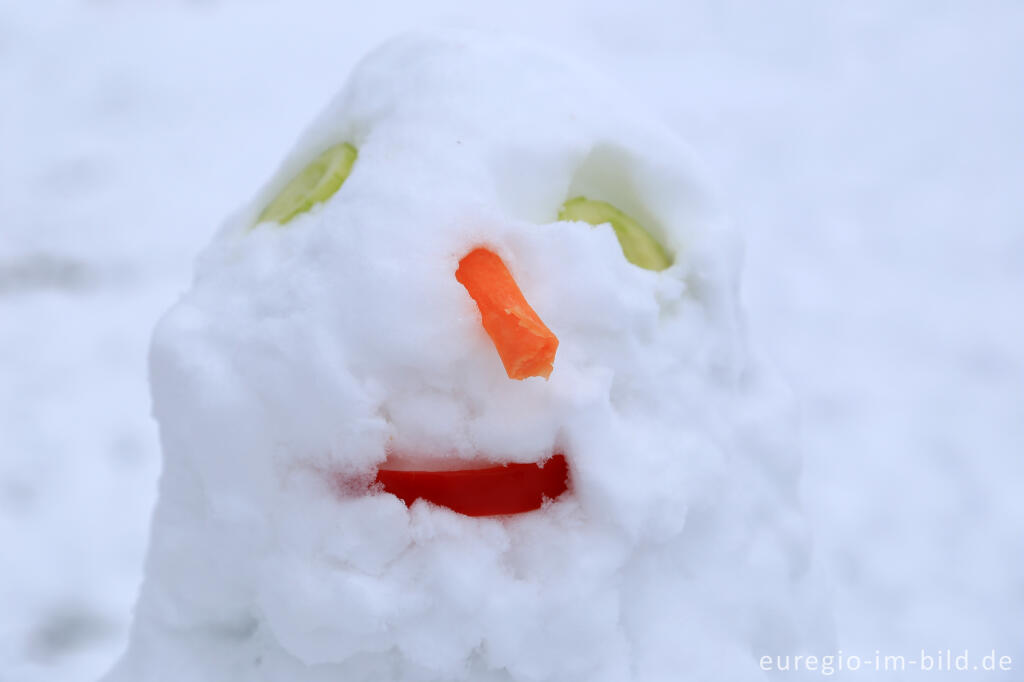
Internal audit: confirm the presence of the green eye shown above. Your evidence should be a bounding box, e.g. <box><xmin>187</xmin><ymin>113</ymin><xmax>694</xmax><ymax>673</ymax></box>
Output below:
<box><xmin>256</xmin><ymin>142</ymin><xmax>358</xmax><ymax>226</ymax></box>
<box><xmin>558</xmin><ymin>197</ymin><xmax>672</xmax><ymax>271</ymax></box>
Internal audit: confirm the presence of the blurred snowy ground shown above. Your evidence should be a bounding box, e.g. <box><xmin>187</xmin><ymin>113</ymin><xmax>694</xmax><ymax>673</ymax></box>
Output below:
<box><xmin>1</xmin><ymin>1</ymin><xmax>1021</xmax><ymax>680</ymax></box>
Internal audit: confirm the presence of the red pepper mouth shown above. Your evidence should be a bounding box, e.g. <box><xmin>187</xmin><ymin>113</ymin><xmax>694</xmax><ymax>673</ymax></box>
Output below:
<box><xmin>373</xmin><ymin>454</ymin><xmax>570</xmax><ymax>517</ymax></box>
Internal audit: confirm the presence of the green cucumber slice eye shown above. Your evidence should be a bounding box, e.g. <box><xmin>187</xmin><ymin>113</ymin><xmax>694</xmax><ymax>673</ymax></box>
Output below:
<box><xmin>558</xmin><ymin>197</ymin><xmax>672</xmax><ymax>271</ymax></box>
<box><xmin>257</xmin><ymin>142</ymin><xmax>358</xmax><ymax>226</ymax></box>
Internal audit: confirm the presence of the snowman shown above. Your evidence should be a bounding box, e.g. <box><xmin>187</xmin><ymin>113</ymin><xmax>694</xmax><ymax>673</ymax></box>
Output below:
<box><xmin>104</xmin><ymin>31</ymin><xmax>829</xmax><ymax>682</ymax></box>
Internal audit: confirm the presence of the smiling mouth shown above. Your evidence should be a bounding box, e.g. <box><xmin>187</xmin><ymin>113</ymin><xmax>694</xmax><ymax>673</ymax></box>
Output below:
<box><xmin>374</xmin><ymin>454</ymin><xmax>570</xmax><ymax>517</ymax></box>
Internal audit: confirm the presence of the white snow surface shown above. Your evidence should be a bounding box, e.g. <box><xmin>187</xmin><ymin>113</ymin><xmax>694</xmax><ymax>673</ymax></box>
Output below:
<box><xmin>101</xmin><ymin>32</ymin><xmax>827</xmax><ymax>681</ymax></box>
<box><xmin>3</xmin><ymin>2</ymin><xmax>1022</xmax><ymax>682</ymax></box>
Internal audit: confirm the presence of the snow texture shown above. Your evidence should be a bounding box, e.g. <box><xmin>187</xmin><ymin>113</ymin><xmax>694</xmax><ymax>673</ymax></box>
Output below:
<box><xmin>3</xmin><ymin>2</ymin><xmax>1021</xmax><ymax>682</ymax></box>
<box><xmin>103</xmin><ymin>32</ymin><xmax>827</xmax><ymax>681</ymax></box>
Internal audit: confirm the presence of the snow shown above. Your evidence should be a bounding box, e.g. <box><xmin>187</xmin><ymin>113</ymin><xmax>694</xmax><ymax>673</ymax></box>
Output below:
<box><xmin>2</xmin><ymin>1</ymin><xmax>1022</xmax><ymax>681</ymax></box>
<box><xmin>98</xmin><ymin>31</ymin><xmax>824</xmax><ymax>680</ymax></box>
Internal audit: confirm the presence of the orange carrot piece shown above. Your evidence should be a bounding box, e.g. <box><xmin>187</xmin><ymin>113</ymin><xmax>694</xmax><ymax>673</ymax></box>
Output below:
<box><xmin>456</xmin><ymin>248</ymin><xmax>558</xmax><ymax>380</ymax></box>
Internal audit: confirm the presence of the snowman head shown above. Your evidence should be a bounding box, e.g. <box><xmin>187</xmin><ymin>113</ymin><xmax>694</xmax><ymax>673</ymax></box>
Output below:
<box><xmin>126</xmin><ymin>31</ymin><xmax>817</xmax><ymax>682</ymax></box>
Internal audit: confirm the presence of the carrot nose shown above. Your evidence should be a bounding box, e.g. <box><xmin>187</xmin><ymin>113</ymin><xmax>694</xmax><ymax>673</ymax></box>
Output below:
<box><xmin>455</xmin><ymin>248</ymin><xmax>558</xmax><ymax>380</ymax></box>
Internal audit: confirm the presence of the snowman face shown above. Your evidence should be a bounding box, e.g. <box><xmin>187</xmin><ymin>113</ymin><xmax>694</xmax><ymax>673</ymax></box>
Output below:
<box><xmin>153</xmin><ymin>33</ymin><xmax>730</xmax><ymax>519</ymax></box>
<box><xmin>247</xmin><ymin>137</ymin><xmax>682</xmax><ymax>518</ymax></box>
<box><xmin>139</xmin><ymin>33</ymin><xmax>762</xmax><ymax>679</ymax></box>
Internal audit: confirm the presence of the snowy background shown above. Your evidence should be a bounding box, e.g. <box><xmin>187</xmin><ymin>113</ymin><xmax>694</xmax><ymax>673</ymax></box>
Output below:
<box><xmin>1</xmin><ymin>1</ymin><xmax>1021</xmax><ymax>680</ymax></box>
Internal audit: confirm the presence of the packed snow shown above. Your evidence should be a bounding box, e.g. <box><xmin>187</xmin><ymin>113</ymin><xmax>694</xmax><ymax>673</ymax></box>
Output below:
<box><xmin>2</xmin><ymin>1</ymin><xmax>1022</xmax><ymax>681</ymax></box>
<box><xmin>100</xmin><ymin>32</ymin><xmax>828</xmax><ymax>681</ymax></box>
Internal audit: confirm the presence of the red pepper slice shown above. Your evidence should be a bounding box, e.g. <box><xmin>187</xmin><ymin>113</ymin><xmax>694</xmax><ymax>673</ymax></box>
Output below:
<box><xmin>375</xmin><ymin>454</ymin><xmax>569</xmax><ymax>517</ymax></box>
